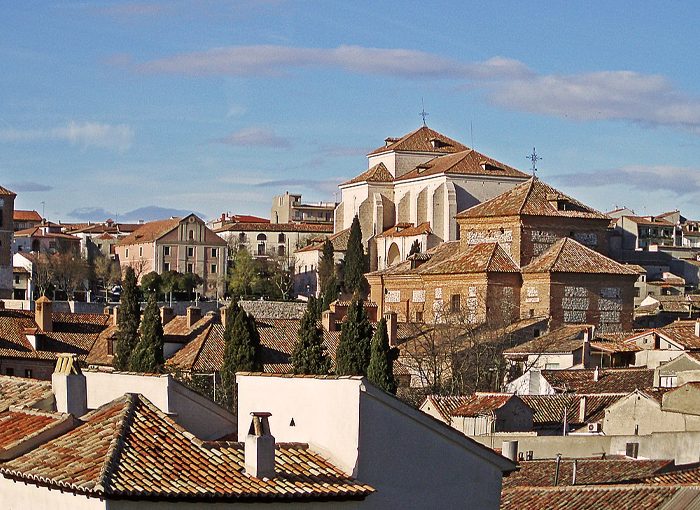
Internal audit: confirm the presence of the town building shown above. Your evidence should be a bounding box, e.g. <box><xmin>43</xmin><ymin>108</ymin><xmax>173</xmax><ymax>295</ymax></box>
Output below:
<box><xmin>271</xmin><ymin>191</ymin><xmax>336</xmax><ymax>224</ymax></box>
<box><xmin>62</xmin><ymin>218</ymin><xmax>142</xmax><ymax>258</ymax></box>
<box><xmin>0</xmin><ymin>186</ymin><xmax>16</xmax><ymax>299</ymax></box>
<box><xmin>334</xmin><ymin>125</ymin><xmax>530</xmax><ymax>270</ymax></box>
<box><xmin>115</xmin><ymin>214</ymin><xmax>227</xmax><ymax>299</ymax></box>
<box><xmin>11</xmin><ymin>209</ymin><xmax>41</xmax><ymax>231</ymax></box>
<box><xmin>293</xmin><ymin>228</ymin><xmax>350</xmax><ymax>297</ymax></box>
<box><xmin>12</xmin><ymin>221</ymin><xmax>80</xmax><ymax>255</ymax></box>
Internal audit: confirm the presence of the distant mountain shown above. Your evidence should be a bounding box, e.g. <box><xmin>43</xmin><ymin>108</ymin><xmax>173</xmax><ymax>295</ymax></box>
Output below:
<box><xmin>67</xmin><ymin>205</ymin><xmax>205</xmax><ymax>223</ymax></box>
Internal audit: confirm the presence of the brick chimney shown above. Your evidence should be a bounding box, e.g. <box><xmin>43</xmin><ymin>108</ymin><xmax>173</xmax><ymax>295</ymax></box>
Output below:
<box><xmin>52</xmin><ymin>353</ymin><xmax>87</xmax><ymax>417</ymax></box>
<box><xmin>35</xmin><ymin>296</ymin><xmax>53</xmax><ymax>332</ymax></box>
<box><xmin>384</xmin><ymin>311</ymin><xmax>398</xmax><ymax>346</ymax></box>
<box><xmin>245</xmin><ymin>412</ymin><xmax>276</xmax><ymax>479</ymax></box>
<box><xmin>160</xmin><ymin>306</ymin><xmax>175</xmax><ymax>326</ymax></box>
<box><xmin>186</xmin><ymin>306</ymin><xmax>202</xmax><ymax>328</ymax></box>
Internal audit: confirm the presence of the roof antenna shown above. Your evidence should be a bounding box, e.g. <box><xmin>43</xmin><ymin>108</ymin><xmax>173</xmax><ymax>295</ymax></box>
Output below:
<box><xmin>419</xmin><ymin>98</ymin><xmax>429</xmax><ymax>126</ymax></box>
<box><xmin>526</xmin><ymin>147</ymin><xmax>541</xmax><ymax>177</ymax></box>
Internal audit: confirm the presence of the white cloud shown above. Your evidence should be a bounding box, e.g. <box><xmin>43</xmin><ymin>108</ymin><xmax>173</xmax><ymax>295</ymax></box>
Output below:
<box><xmin>215</xmin><ymin>127</ymin><xmax>290</xmax><ymax>148</ymax></box>
<box><xmin>552</xmin><ymin>165</ymin><xmax>700</xmax><ymax>195</ymax></box>
<box><xmin>0</xmin><ymin>121</ymin><xmax>134</xmax><ymax>151</ymax></box>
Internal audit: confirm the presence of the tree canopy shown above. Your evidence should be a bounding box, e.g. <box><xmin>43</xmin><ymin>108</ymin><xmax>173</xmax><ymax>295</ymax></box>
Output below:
<box><xmin>343</xmin><ymin>216</ymin><xmax>367</xmax><ymax>296</ymax></box>
<box><xmin>129</xmin><ymin>292</ymin><xmax>165</xmax><ymax>373</ymax></box>
<box><xmin>367</xmin><ymin>318</ymin><xmax>398</xmax><ymax>394</ymax></box>
<box><xmin>114</xmin><ymin>267</ymin><xmax>140</xmax><ymax>371</ymax></box>
<box><xmin>291</xmin><ymin>299</ymin><xmax>331</xmax><ymax>375</ymax></box>
<box><xmin>335</xmin><ymin>296</ymin><xmax>373</xmax><ymax>376</ymax></box>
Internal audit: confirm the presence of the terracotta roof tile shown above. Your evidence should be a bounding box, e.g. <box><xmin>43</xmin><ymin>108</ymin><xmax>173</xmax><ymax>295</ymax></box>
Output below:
<box><xmin>421</xmin><ymin>395</ymin><xmax>472</xmax><ymax>421</ymax></box>
<box><xmin>13</xmin><ymin>210</ymin><xmax>42</xmax><ymax>222</ymax></box>
<box><xmin>540</xmin><ymin>368</ymin><xmax>654</xmax><ymax>394</ymax></box>
<box><xmin>0</xmin><ymin>185</ymin><xmax>16</xmax><ymax>196</ymax></box>
<box><xmin>396</xmin><ymin>148</ymin><xmax>528</xmax><ymax>181</ymax></box>
<box><xmin>376</xmin><ymin>222</ymin><xmax>432</xmax><ymax>238</ymax></box>
<box><xmin>296</xmin><ymin>228</ymin><xmax>351</xmax><ymax>253</ymax></box>
<box><xmin>456</xmin><ymin>178</ymin><xmax>609</xmax><ymax>220</ymax></box>
<box><xmin>0</xmin><ymin>375</ymin><xmax>53</xmax><ymax>412</ymax></box>
<box><xmin>523</xmin><ymin>237</ymin><xmax>639</xmax><ymax>275</ymax></box>
<box><xmin>0</xmin><ymin>394</ymin><xmax>373</xmax><ymax>500</ymax></box>
<box><xmin>520</xmin><ymin>394</ymin><xmax>625</xmax><ymax>425</ymax></box>
<box><xmin>367</xmin><ymin>125</ymin><xmax>469</xmax><ymax>156</ymax></box>
<box><xmin>451</xmin><ymin>393</ymin><xmax>515</xmax><ymax>417</ymax></box>
<box><xmin>0</xmin><ymin>408</ymin><xmax>69</xmax><ymax>454</ymax></box>
<box><xmin>642</xmin><ymin>465</ymin><xmax>700</xmax><ymax>485</ymax></box>
<box><xmin>341</xmin><ymin>162</ymin><xmax>394</xmax><ymax>186</ymax></box>
<box><xmin>215</xmin><ymin>222</ymin><xmax>332</xmax><ymax>234</ymax></box>
<box><xmin>117</xmin><ymin>217</ymin><xmax>181</xmax><ymax>245</ymax></box>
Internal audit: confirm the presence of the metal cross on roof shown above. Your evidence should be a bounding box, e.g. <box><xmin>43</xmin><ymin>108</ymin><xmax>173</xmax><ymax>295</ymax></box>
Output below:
<box><xmin>419</xmin><ymin>98</ymin><xmax>429</xmax><ymax>126</ymax></box>
<box><xmin>526</xmin><ymin>147</ymin><xmax>542</xmax><ymax>176</ymax></box>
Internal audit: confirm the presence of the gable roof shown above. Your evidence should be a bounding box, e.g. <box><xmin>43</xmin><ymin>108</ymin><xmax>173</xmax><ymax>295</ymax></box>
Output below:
<box><xmin>520</xmin><ymin>393</ymin><xmax>625</xmax><ymax>425</ymax></box>
<box><xmin>540</xmin><ymin>368</ymin><xmax>655</xmax><ymax>394</ymax></box>
<box><xmin>296</xmin><ymin>228</ymin><xmax>351</xmax><ymax>253</ymax></box>
<box><xmin>0</xmin><ymin>393</ymin><xmax>373</xmax><ymax>501</ymax></box>
<box><xmin>341</xmin><ymin>162</ymin><xmax>394</xmax><ymax>186</ymax></box>
<box><xmin>117</xmin><ymin>217</ymin><xmax>182</xmax><ymax>245</ymax></box>
<box><xmin>13</xmin><ymin>210</ymin><xmax>42</xmax><ymax>222</ymax></box>
<box><xmin>396</xmin><ymin>148</ymin><xmax>529</xmax><ymax>181</ymax></box>
<box><xmin>367</xmin><ymin>125</ymin><xmax>468</xmax><ymax>156</ymax></box>
<box><xmin>0</xmin><ymin>185</ymin><xmax>16</xmax><ymax>196</ymax></box>
<box><xmin>0</xmin><ymin>376</ymin><xmax>53</xmax><ymax>412</ymax></box>
<box><xmin>0</xmin><ymin>408</ymin><xmax>71</xmax><ymax>456</ymax></box>
<box><xmin>420</xmin><ymin>394</ymin><xmax>472</xmax><ymax>422</ymax></box>
<box><xmin>504</xmin><ymin>325</ymin><xmax>594</xmax><ymax>355</ymax></box>
<box><xmin>451</xmin><ymin>393</ymin><xmax>521</xmax><ymax>417</ymax></box>
<box><xmin>523</xmin><ymin>237</ymin><xmax>639</xmax><ymax>275</ymax></box>
<box><xmin>455</xmin><ymin>177</ymin><xmax>609</xmax><ymax>220</ymax></box>
<box><xmin>376</xmin><ymin>222</ymin><xmax>432</xmax><ymax>238</ymax></box>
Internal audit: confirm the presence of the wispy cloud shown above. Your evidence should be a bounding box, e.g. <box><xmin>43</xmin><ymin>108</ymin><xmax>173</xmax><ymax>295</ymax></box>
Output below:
<box><xmin>0</xmin><ymin>121</ymin><xmax>134</xmax><ymax>151</ymax></box>
<box><xmin>126</xmin><ymin>44</ymin><xmax>700</xmax><ymax>133</ymax></box>
<box><xmin>551</xmin><ymin>165</ymin><xmax>700</xmax><ymax>195</ymax></box>
<box><xmin>7</xmin><ymin>181</ymin><xmax>53</xmax><ymax>192</ymax></box>
<box><xmin>215</xmin><ymin>127</ymin><xmax>290</xmax><ymax>148</ymax></box>
<box><xmin>68</xmin><ymin>205</ymin><xmax>203</xmax><ymax>222</ymax></box>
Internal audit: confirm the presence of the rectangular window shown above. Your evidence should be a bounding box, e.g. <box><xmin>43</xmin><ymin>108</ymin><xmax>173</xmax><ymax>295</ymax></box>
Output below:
<box><xmin>163</xmin><ymin>262</ymin><xmax>170</xmax><ymax>272</ymax></box>
<box><xmin>14</xmin><ymin>275</ymin><xmax>20</xmax><ymax>284</ymax></box>
<box><xmin>451</xmin><ymin>294</ymin><xmax>461</xmax><ymax>313</ymax></box>
<box><xmin>211</xmin><ymin>248</ymin><xmax>218</xmax><ymax>257</ymax></box>
<box><xmin>187</xmin><ymin>246</ymin><xmax>194</xmax><ymax>257</ymax></box>
<box><xmin>211</xmin><ymin>264</ymin><xmax>217</xmax><ymax>274</ymax></box>
<box><xmin>415</xmin><ymin>311</ymin><xmax>424</xmax><ymax>322</ymax></box>
<box><xmin>163</xmin><ymin>246</ymin><xmax>171</xmax><ymax>256</ymax></box>
<box><xmin>107</xmin><ymin>339</ymin><xmax>114</xmax><ymax>356</ymax></box>
<box><xmin>187</xmin><ymin>263</ymin><xmax>193</xmax><ymax>273</ymax></box>
<box><xmin>125</xmin><ymin>248</ymin><xmax>129</xmax><ymax>258</ymax></box>
<box><xmin>24</xmin><ymin>369</ymin><xmax>32</xmax><ymax>378</ymax></box>
<box><xmin>139</xmin><ymin>246</ymin><xmax>143</xmax><ymax>257</ymax></box>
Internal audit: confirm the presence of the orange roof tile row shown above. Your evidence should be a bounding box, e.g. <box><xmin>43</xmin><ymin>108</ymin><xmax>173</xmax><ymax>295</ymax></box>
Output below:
<box><xmin>0</xmin><ymin>408</ymin><xmax>68</xmax><ymax>452</ymax></box>
<box><xmin>0</xmin><ymin>376</ymin><xmax>53</xmax><ymax>412</ymax></box>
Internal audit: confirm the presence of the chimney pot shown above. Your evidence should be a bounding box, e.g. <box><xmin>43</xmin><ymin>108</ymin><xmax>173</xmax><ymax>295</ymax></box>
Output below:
<box><xmin>35</xmin><ymin>296</ymin><xmax>53</xmax><ymax>333</ymax></box>
<box><xmin>384</xmin><ymin>311</ymin><xmax>398</xmax><ymax>347</ymax></box>
<box><xmin>593</xmin><ymin>366</ymin><xmax>600</xmax><ymax>382</ymax></box>
<box><xmin>695</xmin><ymin>320</ymin><xmax>700</xmax><ymax>338</ymax></box>
<box><xmin>502</xmin><ymin>440</ymin><xmax>519</xmax><ymax>463</ymax></box>
<box><xmin>579</xmin><ymin>396</ymin><xmax>587</xmax><ymax>423</ymax></box>
<box><xmin>160</xmin><ymin>306</ymin><xmax>175</xmax><ymax>326</ymax></box>
<box><xmin>52</xmin><ymin>353</ymin><xmax>87</xmax><ymax>417</ymax></box>
<box><xmin>112</xmin><ymin>305</ymin><xmax>119</xmax><ymax>327</ymax></box>
<box><xmin>245</xmin><ymin>412</ymin><xmax>276</xmax><ymax>479</ymax></box>
<box><xmin>322</xmin><ymin>310</ymin><xmax>333</xmax><ymax>332</ymax></box>
<box><xmin>187</xmin><ymin>306</ymin><xmax>202</xmax><ymax>329</ymax></box>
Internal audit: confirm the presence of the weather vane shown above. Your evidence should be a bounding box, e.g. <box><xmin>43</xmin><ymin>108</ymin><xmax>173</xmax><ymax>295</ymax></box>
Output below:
<box><xmin>419</xmin><ymin>98</ymin><xmax>429</xmax><ymax>126</ymax></box>
<box><xmin>526</xmin><ymin>147</ymin><xmax>541</xmax><ymax>177</ymax></box>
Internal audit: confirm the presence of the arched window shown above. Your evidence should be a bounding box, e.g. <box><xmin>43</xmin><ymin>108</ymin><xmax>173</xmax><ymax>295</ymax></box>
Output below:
<box><xmin>278</xmin><ymin>233</ymin><xmax>286</xmax><ymax>243</ymax></box>
<box><xmin>257</xmin><ymin>233</ymin><xmax>267</xmax><ymax>241</ymax></box>
<box><xmin>188</xmin><ymin>230</ymin><xmax>195</xmax><ymax>240</ymax></box>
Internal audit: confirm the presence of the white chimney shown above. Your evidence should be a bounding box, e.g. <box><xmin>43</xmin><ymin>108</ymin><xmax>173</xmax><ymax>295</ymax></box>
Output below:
<box><xmin>579</xmin><ymin>396</ymin><xmax>587</xmax><ymax>423</ymax></box>
<box><xmin>593</xmin><ymin>366</ymin><xmax>600</xmax><ymax>382</ymax></box>
<box><xmin>502</xmin><ymin>440</ymin><xmax>519</xmax><ymax>463</ymax></box>
<box><xmin>695</xmin><ymin>320</ymin><xmax>700</xmax><ymax>338</ymax></box>
<box><xmin>160</xmin><ymin>306</ymin><xmax>175</xmax><ymax>326</ymax></box>
<box><xmin>245</xmin><ymin>412</ymin><xmax>276</xmax><ymax>479</ymax></box>
<box><xmin>52</xmin><ymin>353</ymin><xmax>87</xmax><ymax>417</ymax></box>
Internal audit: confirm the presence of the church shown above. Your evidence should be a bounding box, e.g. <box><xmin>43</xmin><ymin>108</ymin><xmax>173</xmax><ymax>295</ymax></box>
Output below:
<box><xmin>334</xmin><ymin>125</ymin><xmax>530</xmax><ymax>270</ymax></box>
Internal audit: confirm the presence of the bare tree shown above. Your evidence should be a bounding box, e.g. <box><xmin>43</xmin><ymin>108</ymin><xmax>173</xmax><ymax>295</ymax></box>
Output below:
<box><xmin>52</xmin><ymin>252</ymin><xmax>89</xmax><ymax>300</ymax></box>
<box><xmin>94</xmin><ymin>254</ymin><xmax>121</xmax><ymax>299</ymax></box>
<box><xmin>32</xmin><ymin>253</ymin><xmax>55</xmax><ymax>297</ymax></box>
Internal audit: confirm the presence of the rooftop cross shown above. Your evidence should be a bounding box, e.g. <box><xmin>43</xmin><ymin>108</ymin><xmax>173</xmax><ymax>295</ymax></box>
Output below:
<box><xmin>526</xmin><ymin>147</ymin><xmax>541</xmax><ymax>176</ymax></box>
<box><xmin>419</xmin><ymin>98</ymin><xmax>429</xmax><ymax>126</ymax></box>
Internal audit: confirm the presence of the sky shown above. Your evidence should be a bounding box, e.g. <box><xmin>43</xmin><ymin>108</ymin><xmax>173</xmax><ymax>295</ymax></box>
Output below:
<box><xmin>1</xmin><ymin>1</ymin><xmax>700</xmax><ymax>223</ymax></box>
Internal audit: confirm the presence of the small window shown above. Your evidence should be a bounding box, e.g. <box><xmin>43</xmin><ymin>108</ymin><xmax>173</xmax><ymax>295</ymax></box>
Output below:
<box><xmin>451</xmin><ymin>294</ymin><xmax>461</xmax><ymax>313</ymax></box>
<box><xmin>187</xmin><ymin>263</ymin><xmax>193</xmax><ymax>273</ymax></box>
<box><xmin>163</xmin><ymin>262</ymin><xmax>170</xmax><ymax>272</ymax></box>
<box><xmin>416</xmin><ymin>311</ymin><xmax>424</xmax><ymax>322</ymax></box>
<box><xmin>278</xmin><ymin>245</ymin><xmax>285</xmax><ymax>256</ymax></box>
<box><xmin>211</xmin><ymin>248</ymin><xmax>218</xmax><ymax>257</ymax></box>
<box><xmin>107</xmin><ymin>338</ymin><xmax>114</xmax><ymax>355</ymax></box>
<box><xmin>24</xmin><ymin>369</ymin><xmax>32</xmax><ymax>378</ymax></box>
<box><xmin>163</xmin><ymin>246</ymin><xmax>171</xmax><ymax>256</ymax></box>
<box><xmin>544</xmin><ymin>363</ymin><xmax>560</xmax><ymax>370</ymax></box>
<box><xmin>278</xmin><ymin>233</ymin><xmax>286</xmax><ymax>243</ymax></box>
<box><xmin>14</xmin><ymin>275</ymin><xmax>20</xmax><ymax>284</ymax></box>
<box><xmin>125</xmin><ymin>248</ymin><xmax>129</xmax><ymax>258</ymax></box>
<box><xmin>257</xmin><ymin>233</ymin><xmax>267</xmax><ymax>241</ymax></box>
<box><xmin>211</xmin><ymin>264</ymin><xmax>217</xmax><ymax>274</ymax></box>
<box><xmin>5</xmin><ymin>367</ymin><xmax>14</xmax><ymax>376</ymax></box>
<box><xmin>239</xmin><ymin>232</ymin><xmax>246</xmax><ymax>242</ymax></box>
<box><xmin>139</xmin><ymin>246</ymin><xmax>143</xmax><ymax>257</ymax></box>
<box><xmin>187</xmin><ymin>246</ymin><xmax>194</xmax><ymax>257</ymax></box>
<box><xmin>188</xmin><ymin>230</ymin><xmax>195</xmax><ymax>240</ymax></box>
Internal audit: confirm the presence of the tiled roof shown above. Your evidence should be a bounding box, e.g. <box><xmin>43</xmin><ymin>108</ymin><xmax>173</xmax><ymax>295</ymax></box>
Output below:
<box><xmin>13</xmin><ymin>227</ymin><xmax>80</xmax><ymax>241</ymax></box>
<box><xmin>455</xmin><ymin>178</ymin><xmax>609</xmax><ymax>220</ymax></box>
<box><xmin>13</xmin><ymin>210</ymin><xmax>42</xmax><ymax>222</ymax></box>
<box><xmin>503</xmin><ymin>458</ymin><xmax>675</xmax><ymax>488</ymax></box>
<box><xmin>421</xmin><ymin>395</ymin><xmax>472</xmax><ymax>422</ymax></box>
<box><xmin>0</xmin><ymin>185</ymin><xmax>16</xmax><ymax>196</ymax></box>
<box><xmin>341</xmin><ymin>162</ymin><xmax>394</xmax><ymax>186</ymax></box>
<box><xmin>451</xmin><ymin>393</ymin><xmax>515</xmax><ymax>417</ymax></box>
<box><xmin>163</xmin><ymin>313</ymin><xmax>215</xmax><ymax>342</ymax></box>
<box><xmin>0</xmin><ymin>376</ymin><xmax>53</xmax><ymax>412</ymax></box>
<box><xmin>657</xmin><ymin>321</ymin><xmax>700</xmax><ymax>350</ymax></box>
<box><xmin>541</xmin><ymin>368</ymin><xmax>654</xmax><ymax>394</ymax></box>
<box><xmin>240</xmin><ymin>300</ymin><xmax>308</xmax><ymax>320</ymax></box>
<box><xmin>520</xmin><ymin>394</ymin><xmax>625</xmax><ymax>425</ymax></box>
<box><xmin>501</xmin><ymin>486</ymin><xmax>695</xmax><ymax>510</ymax></box>
<box><xmin>376</xmin><ymin>222</ymin><xmax>432</xmax><ymax>238</ymax></box>
<box><xmin>623</xmin><ymin>215</ymin><xmax>675</xmax><ymax>227</ymax></box>
<box><xmin>368</xmin><ymin>241</ymin><xmax>461</xmax><ymax>276</ymax></box>
<box><xmin>642</xmin><ymin>465</ymin><xmax>700</xmax><ymax>485</ymax></box>
<box><xmin>523</xmin><ymin>237</ymin><xmax>639</xmax><ymax>275</ymax></box>
<box><xmin>0</xmin><ymin>309</ymin><xmax>111</xmax><ymax>361</ymax></box>
<box><xmin>296</xmin><ymin>228</ymin><xmax>351</xmax><ymax>253</ymax></box>
<box><xmin>215</xmin><ymin>222</ymin><xmax>333</xmax><ymax>234</ymax></box>
<box><xmin>116</xmin><ymin>217</ymin><xmax>182</xmax><ymax>245</ymax></box>
<box><xmin>505</xmin><ymin>325</ymin><xmax>592</xmax><ymax>355</ymax></box>
<box><xmin>0</xmin><ymin>393</ymin><xmax>374</xmax><ymax>500</ymax></box>
<box><xmin>367</xmin><ymin>125</ymin><xmax>468</xmax><ymax>156</ymax></box>
<box><xmin>396</xmin><ymin>148</ymin><xmax>528</xmax><ymax>182</ymax></box>
<box><xmin>0</xmin><ymin>408</ymin><xmax>69</xmax><ymax>454</ymax></box>
<box><xmin>85</xmin><ymin>324</ymin><xmax>118</xmax><ymax>366</ymax></box>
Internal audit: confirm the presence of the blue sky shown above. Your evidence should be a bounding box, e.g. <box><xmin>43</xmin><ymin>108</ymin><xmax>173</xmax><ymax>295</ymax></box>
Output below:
<box><xmin>2</xmin><ymin>1</ymin><xmax>699</xmax><ymax>222</ymax></box>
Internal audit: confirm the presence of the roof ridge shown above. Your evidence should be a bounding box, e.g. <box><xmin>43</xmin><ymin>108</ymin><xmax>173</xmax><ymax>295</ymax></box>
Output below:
<box><xmin>96</xmin><ymin>394</ymin><xmax>139</xmax><ymax>494</ymax></box>
<box><xmin>518</xmin><ymin>178</ymin><xmax>537</xmax><ymax>215</ymax></box>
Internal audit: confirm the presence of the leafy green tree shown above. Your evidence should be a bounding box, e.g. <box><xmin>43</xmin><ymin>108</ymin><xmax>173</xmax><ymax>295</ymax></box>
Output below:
<box><xmin>408</xmin><ymin>239</ymin><xmax>421</xmax><ymax>257</ymax></box>
<box><xmin>161</xmin><ymin>270</ymin><xmax>180</xmax><ymax>305</ymax></box>
<box><xmin>129</xmin><ymin>292</ymin><xmax>165</xmax><ymax>373</ymax></box>
<box><xmin>179</xmin><ymin>272</ymin><xmax>203</xmax><ymax>300</ymax></box>
<box><xmin>343</xmin><ymin>216</ymin><xmax>367</xmax><ymax>295</ymax></box>
<box><xmin>335</xmin><ymin>296</ymin><xmax>373</xmax><ymax>376</ymax></box>
<box><xmin>220</xmin><ymin>303</ymin><xmax>262</xmax><ymax>410</ymax></box>
<box><xmin>321</xmin><ymin>273</ymin><xmax>340</xmax><ymax>312</ymax></box>
<box><xmin>228</xmin><ymin>249</ymin><xmax>260</xmax><ymax>298</ymax></box>
<box><xmin>291</xmin><ymin>299</ymin><xmax>331</xmax><ymax>375</ymax></box>
<box><xmin>114</xmin><ymin>267</ymin><xmax>140</xmax><ymax>371</ymax></box>
<box><xmin>367</xmin><ymin>318</ymin><xmax>398</xmax><ymax>394</ymax></box>
<box><xmin>140</xmin><ymin>271</ymin><xmax>162</xmax><ymax>295</ymax></box>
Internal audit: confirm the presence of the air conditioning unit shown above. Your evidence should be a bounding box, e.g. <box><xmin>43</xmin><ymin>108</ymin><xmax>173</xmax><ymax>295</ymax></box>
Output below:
<box><xmin>587</xmin><ymin>422</ymin><xmax>602</xmax><ymax>433</ymax></box>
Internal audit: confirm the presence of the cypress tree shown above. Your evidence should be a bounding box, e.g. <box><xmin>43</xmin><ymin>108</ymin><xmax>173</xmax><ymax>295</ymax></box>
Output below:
<box><xmin>318</xmin><ymin>239</ymin><xmax>335</xmax><ymax>292</ymax></box>
<box><xmin>343</xmin><ymin>216</ymin><xmax>366</xmax><ymax>295</ymax></box>
<box><xmin>114</xmin><ymin>267</ymin><xmax>140</xmax><ymax>371</ymax></box>
<box><xmin>321</xmin><ymin>273</ymin><xmax>339</xmax><ymax>312</ymax></box>
<box><xmin>291</xmin><ymin>299</ymin><xmax>331</xmax><ymax>375</ymax></box>
<box><xmin>220</xmin><ymin>304</ymin><xmax>262</xmax><ymax>409</ymax></box>
<box><xmin>129</xmin><ymin>292</ymin><xmax>165</xmax><ymax>373</ymax></box>
<box><xmin>367</xmin><ymin>318</ymin><xmax>397</xmax><ymax>394</ymax></box>
<box><xmin>335</xmin><ymin>296</ymin><xmax>373</xmax><ymax>376</ymax></box>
